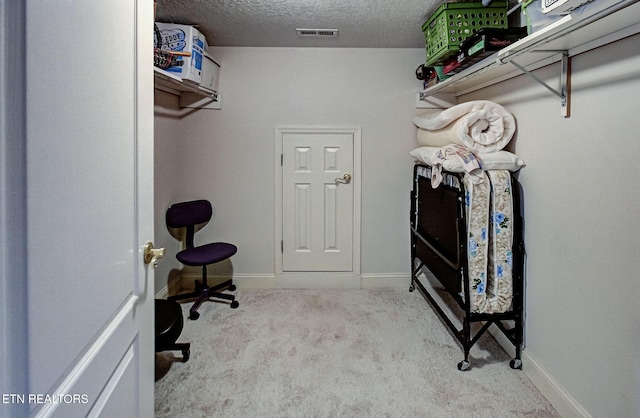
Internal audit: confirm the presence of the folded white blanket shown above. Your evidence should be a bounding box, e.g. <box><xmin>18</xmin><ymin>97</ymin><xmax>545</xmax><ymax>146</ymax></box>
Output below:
<box><xmin>409</xmin><ymin>146</ymin><xmax>526</xmax><ymax>173</ymax></box>
<box><xmin>429</xmin><ymin>144</ymin><xmax>483</xmax><ymax>188</ymax></box>
<box><xmin>412</xmin><ymin>100</ymin><xmax>516</xmax><ymax>153</ymax></box>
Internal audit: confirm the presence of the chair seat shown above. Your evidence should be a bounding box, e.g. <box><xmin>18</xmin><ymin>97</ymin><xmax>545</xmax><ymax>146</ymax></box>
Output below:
<box><xmin>176</xmin><ymin>242</ymin><xmax>237</xmax><ymax>266</ymax></box>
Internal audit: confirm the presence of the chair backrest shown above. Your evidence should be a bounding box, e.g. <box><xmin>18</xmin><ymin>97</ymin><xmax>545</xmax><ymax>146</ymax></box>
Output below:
<box><xmin>166</xmin><ymin>200</ymin><xmax>213</xmax><ymax>249</ymax></box>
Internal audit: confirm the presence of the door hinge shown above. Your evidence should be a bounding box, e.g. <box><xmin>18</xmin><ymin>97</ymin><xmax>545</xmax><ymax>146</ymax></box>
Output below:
<box><xmin>281</xmin><ymin>154</ymin><xmax>283</xmax><ymax>166</ymax></box>
<box><xmin>281</xmin><ymin>240</ymin><xmax>283</xmax><ymax>252</ymax></box>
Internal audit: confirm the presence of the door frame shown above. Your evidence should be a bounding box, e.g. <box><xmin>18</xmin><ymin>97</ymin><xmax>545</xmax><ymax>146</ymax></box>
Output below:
<box><xmin>274</xmin><ymin>125</ymin><xmax>361</xmax><ymax>278</ymax></box>
<box><xmin>1</xmin><ymin>2</ymin><xmax>29</xmax><ymax>416</ymax></box>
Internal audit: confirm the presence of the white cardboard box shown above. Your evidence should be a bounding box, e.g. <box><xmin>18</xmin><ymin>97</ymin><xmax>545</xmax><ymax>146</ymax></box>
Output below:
<box><xmin>542</xmin><ymin>0</ymin><xmax>593</xmax><ymax>14</ymax></box>
<box><xmin>200</xmin><ymin>52</ymin><xmax>220</xmax><ymax>92</ymax></box>
<box><xmin>155</xmin><ymin>22</ymin><xmax>207</xmax><ymax>84</ymax></box>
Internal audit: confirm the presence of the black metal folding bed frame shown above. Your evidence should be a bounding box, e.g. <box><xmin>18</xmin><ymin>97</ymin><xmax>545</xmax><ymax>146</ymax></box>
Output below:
<box><xmin>409</xmin><ymin>163</ymin><xmax>525</xmax><ymax>371</ymax></box>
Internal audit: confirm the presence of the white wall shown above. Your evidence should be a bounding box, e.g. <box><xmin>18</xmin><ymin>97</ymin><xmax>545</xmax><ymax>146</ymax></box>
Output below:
<box><xmin>463</xmin><ymin>34</ymin><xmax>640</xmax><ymax>417</ymax></box>
<box><xmin>154</xmin><ymin>91</ymin><xmax>189</xmax><ymax>294</ymax></box>
<box><xmin>155</xmin><ymin>47</ymin><xmax>424</xmax><ymax>285</ymax></box>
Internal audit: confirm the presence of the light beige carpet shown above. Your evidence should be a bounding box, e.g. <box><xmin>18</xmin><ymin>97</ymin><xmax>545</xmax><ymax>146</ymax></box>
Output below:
<box><xmin>154</xmin><ymin>289</ymin><xmax>559</xmax><ymax>417</ymax></box>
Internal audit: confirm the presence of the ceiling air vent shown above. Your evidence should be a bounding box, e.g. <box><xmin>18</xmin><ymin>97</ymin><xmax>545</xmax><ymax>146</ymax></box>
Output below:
<box><xmin>296</xmin><ymin>28</ymin><xmax>339</xmax><ymax>38</ymax></box>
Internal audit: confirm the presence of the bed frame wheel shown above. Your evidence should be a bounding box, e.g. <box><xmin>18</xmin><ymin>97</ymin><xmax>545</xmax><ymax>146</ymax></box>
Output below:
<box><xmin>457</xmin><ymin>360</ymin><xmax>470</xmax><ymax>371</ymax></box>
<box><xmin>510</xmin><ymin>358</ymin><xmax>522</xmax><ymax>370</ymax></box>
<box><xmin>409</xmin><ymin>284</ymin><xmax>415</xmax><ymax>292</ymax></box>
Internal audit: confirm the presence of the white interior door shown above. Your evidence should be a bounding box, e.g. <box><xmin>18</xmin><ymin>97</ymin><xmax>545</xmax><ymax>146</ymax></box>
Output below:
<box><xmin>282</xmin><ymin>131</ymin><xmax>355</xmax><ymax>272</ymax></box>
<box><xmin>17</xmin><ymin>1</ymin><xmax>155</xmax><ymax>417</ymax></box>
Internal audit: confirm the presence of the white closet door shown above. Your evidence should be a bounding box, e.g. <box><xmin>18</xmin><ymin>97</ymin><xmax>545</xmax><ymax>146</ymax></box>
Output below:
<box><xmin>282</xmin><ymin>131</ymin><xmax>354</xmax><ymax>272</ymax></box>
<box><xmin>22</xmin><ymin>0</ymin><xmax>155</xmax><ymax>416</ymax></box>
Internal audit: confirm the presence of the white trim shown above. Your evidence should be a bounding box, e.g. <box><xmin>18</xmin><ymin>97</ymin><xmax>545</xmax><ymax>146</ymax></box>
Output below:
<box><xmin>181</xmin><ymin>273</ymin><xmax>277</xmax><ymax>290</ymax></box>
<box><xmin>489</xmin><ymin>326</ymin><xmax>591</xmax><ymax>417</ymax></box>
<box><xmin>154</xmin><ymin>285</ymin><xmax>169</xmax><ymax>299</ymax></box>
<box><xmin>361</xmin><ymin>274</ymin><xmax>411</xmax><ymax>289</ymax></box>
<box><xmin>155</xmin><ymin>271</ymin><xmax>184</xmax><ymax>299</ymax></box>
<box><xmin>522</xmin><ymin>351</ymin><xmax>592</xmax><ymax>418</ymax></box>
<box><xmin>222</xmin><ymin>274</ymin><xmax>410</xmax><ymax>290</ymax></box>
<box><xmin>233</xmin><ymin>274</ymin><xmax>277</xmax><ymax>289</ymax></box>
<box><xmin>274</xmin><ymin>125</ymin><xmax>362</xmax><ymax>276</ymax></box>
<box><xmin>1</xmin><ymin>2</ymin><xmax>29</xmax><ymax>416</ymax></box>
<box><xmin>274</xmin><ymin>126</ymin><xmax>283</xmax><ymax>274</ymax></box>
<box><xmin>488</xmin><ymin>324</ymin><xmax>517</xmax><ymax>359</ymax></box>
<box><xmin>276</xmin><ymin>272</ymin><xmax>361</xmax><ymax>289</ymax></box>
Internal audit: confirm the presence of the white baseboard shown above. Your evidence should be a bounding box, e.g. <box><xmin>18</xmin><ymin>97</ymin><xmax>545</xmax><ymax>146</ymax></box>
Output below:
<box><xmin>154</xmin><ymin>272</ymin><xmax>182</xmax><ymax>299</ymax></box>
<box><xmin>275</xmin><ymin>273</ymin><xmax>362</xmax><ymax>289</ymax></box>
<box><xmin>489</xmin><ymin>326</ymin><xmax>591</xmax><ymax>418</ymax></box>
<box><xmin>233</xmin><ymin>274</ymin><xmax>276</xmax><ymax>289</ymax></box>
<box><xmin>361</xmin><ymin>273</ymin><xmax>411</xmax><ymax>289</ymax></box>
<box><xmin>522</xmin><ymin>351</ymin><xmax>592</xmax><ymax>418</ymax></box>
<box><xmin>276</xmin><ymin>273</ymin><xmax>410</xmax><ymax>289</ymax></box>
<box><xmin>488</xmin><ymin>323</ymin><xmax>516</xmax><ymax>359</ymax></box>
<box><xmin>155</xmin><ymin>286</ymin><xmax>169</xmax><ymax>299</ymax></box>
<box><xmin>174</xmin><ymin>273</ymin><xmax>412</xmax><ymax>290</ymax></box>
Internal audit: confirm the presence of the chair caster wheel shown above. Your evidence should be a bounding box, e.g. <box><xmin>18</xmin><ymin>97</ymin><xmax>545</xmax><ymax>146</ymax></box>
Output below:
<box><xmin>510</xmin><ymin>358</ymin><xmax>522</xmax><ymax>370</ymax></box>
<box><xmin>182</xmin><ymin>349</ymin><xmax>190</xmax><ymax>362</ymax></box>
<box><xmin>230</xmin><ymin>300</ymin><xmax>239</xmax><ymax>309</ymax></box>
<box><xmin>189</xmin><ymin>311</ymin><xmax>200</xmax><ymax>320</ymax></box>
<box><xmin>228</xmin><ymin>284</ymin><xmax>237</xmax><ymax>291</ymax></box>
<box><xmin>409</xmin><ymin>284</ymin><xmax>415</xmax><ymax>292</ymax></box>
<box><xmin>457</xmin><ymin>360</ymin><xmax>470</xmax><ymax>371</ymax></box>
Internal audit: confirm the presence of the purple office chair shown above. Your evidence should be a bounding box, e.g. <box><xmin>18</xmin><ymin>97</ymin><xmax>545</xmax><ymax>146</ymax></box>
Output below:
<box><xmin>166</xmin><ymin>199</ymin><xmax>238</xmax><ymax>320</ymax></box>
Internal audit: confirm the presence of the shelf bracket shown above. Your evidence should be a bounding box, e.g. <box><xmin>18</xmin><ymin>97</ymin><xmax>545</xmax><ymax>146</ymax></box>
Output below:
<box><xmin>178</xmin><ymin>91</ymin><xmax>221</xmax><ymax>110</ymax></box>
<box><xmin>416</xmin><ymin>92</ymin><xmax>457</xmax><ymax>109</ymax></box>
<box><xmin>509</xmin><ymin>51</ymin><xmax>569</xmax><ymax>117</ymax></box>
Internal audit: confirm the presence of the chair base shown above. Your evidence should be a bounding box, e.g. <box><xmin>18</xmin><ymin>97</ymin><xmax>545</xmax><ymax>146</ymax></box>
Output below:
<box><xmin>157</xmin><ymin>342</ymin><xmax>191</xmax><ymax>363</ymax></box>
<box><xmin>168</xmin><ymin>278</ymin><xmax>238</xmax><ymax>320</ymax></box>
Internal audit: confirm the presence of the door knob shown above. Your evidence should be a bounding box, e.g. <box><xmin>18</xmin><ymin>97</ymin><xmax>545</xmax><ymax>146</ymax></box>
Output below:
<box><xmin>335</xmin><ymin>173</ymin><xmax>352</xmax><ymax>184</ymax></box>
<box><xmin>143</xmin><ymin>242</ymin><xmax>165</xmax><ymax>269</ymax></box>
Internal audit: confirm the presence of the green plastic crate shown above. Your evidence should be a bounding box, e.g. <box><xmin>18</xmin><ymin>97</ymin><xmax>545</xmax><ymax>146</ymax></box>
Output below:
<box><xmin>422</xmin><ymin>2</ymin><xmax>508</xmax><ymax>67</ymax></box>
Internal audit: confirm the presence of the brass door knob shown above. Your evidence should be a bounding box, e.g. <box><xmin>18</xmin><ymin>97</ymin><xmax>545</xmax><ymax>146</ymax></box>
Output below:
<box><xmin>335</xmin><ymin>173</ymin><xmax>352</xmax><ymax>184</ymax></box>
<box><xmin>143</xmin><ymin>242</ymin><xmax>165</xmax><ymax>268</ymax></box>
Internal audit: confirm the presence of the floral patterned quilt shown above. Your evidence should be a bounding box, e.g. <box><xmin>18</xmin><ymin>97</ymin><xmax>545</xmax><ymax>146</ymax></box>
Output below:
<box><xmin>464</xmin><ymin>170</ymin><xmax>514</xmax><ymax>314</ymax></box>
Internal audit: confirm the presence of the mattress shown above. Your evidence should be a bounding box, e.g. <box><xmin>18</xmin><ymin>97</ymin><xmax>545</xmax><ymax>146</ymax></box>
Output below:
<box><xmin>464</xmin><ymin>170</ymin><xmax>514</xmax><ymax>314</ymax></box>
<box><xmin>415</xmin><ymin>165</ymin><xmax>514</xmax><ymax>314</ymax></box>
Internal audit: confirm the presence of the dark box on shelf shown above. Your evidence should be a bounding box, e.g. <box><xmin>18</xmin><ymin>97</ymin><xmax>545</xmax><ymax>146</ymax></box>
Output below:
<box><xmin>453</xmin><ymin>27</ymin><xmax>528</xmax><ymax>73</ymax></box>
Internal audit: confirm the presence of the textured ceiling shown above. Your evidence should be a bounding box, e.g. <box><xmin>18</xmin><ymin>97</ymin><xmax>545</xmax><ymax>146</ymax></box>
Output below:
<box><xmin>155</xmin><ymin>0</ymin><xmax>444</xmax><ymax>48</ymax></box>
